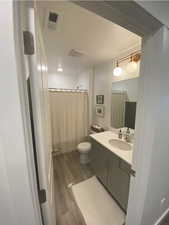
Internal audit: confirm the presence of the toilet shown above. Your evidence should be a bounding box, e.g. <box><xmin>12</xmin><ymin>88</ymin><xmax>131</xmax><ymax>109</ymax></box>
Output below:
<box><xmin>77</xmin><ymin>142</ymin><xmax>91</xmax><ymax>164</ymax></box>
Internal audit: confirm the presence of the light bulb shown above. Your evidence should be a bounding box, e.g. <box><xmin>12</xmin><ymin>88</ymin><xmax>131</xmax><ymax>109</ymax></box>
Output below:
<box><xmin>113</xmin><ymin>66</ymin><xmax>122</xmax><ymax>76</ymax></box>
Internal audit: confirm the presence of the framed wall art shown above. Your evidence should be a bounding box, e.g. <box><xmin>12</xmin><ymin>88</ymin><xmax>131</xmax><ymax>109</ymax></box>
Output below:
<box><xmin>96</xmin><ymin>95</ymin><xmax>104</xmax><ymax>104</ymax></box>
<box><xmin>95</xmin><ymin>105</ymin><xmax>104</xmax><ymax>117</ymax></box>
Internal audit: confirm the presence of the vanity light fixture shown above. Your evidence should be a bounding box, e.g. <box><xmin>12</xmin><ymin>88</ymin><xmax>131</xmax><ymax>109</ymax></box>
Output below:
<box><xmin>113</xmin><ymin>61</ymin><xmax>123</xmax><ymax>76</ymax></box>
<box><xmin>126</xmin><ymin>55</ymin><xmax>137</xmax><ymax>73</ymax></box>
<box><xmin>113</xmin><ymin>51</ymin><xmax>141</xmax><ymax>76</ymax></box>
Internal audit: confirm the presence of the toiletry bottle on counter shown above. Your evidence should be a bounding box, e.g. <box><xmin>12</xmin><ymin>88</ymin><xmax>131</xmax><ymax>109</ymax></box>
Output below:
<box><xmin>118</xmin><ymin>129</ymin><xmax>122</xmax><ymax>139</ymax></box>
<box><xmin>126</xmin><ymin>128</ymin><xmax>130</xmax><ymax>142</ymax></box>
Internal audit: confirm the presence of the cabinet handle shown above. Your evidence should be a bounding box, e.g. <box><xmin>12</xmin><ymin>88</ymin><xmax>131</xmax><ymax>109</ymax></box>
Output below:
<box><xmin>129</xmin><ymin>169</ymin><xmax>136</xmax><ymax>177</ymax></box>
<box><xmin>119</xmin><ymin>160</ymin><xmax>136</xmax><ymax>177</ymax></box>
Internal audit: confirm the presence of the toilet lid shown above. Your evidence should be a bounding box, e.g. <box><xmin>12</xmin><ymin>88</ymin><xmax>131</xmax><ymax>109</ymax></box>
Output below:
<box><xmin>77</xmin><ymin>142</ymin><xmax>91</xmax><ymax>152</ymax></box>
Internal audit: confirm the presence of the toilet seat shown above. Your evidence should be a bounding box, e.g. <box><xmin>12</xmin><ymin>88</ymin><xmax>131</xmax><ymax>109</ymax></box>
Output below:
<box><xmin>77</xmin><ymin>142</ymin><xmax>91</xmax><ymax>153</ymax></box>
<box><xmin>77</xmin><ymin>142</ymin><xmax>91</xmax><ymax>164</ymax></box>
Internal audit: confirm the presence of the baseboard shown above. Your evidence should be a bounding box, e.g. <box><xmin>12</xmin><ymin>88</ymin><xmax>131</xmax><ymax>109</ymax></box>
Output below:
<box><xmin>154</xmin><ymin>207</ymin><xmax>169</xmax><ymax>225</ymax></box>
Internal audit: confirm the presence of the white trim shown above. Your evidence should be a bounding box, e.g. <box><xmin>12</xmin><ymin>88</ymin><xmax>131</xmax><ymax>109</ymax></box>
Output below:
<box><xmin>0</xmin><ymin>1</ymin><xmax>42</xmax><ymax>225</ymax></box>
<box><xmin>154</xmin><ymin>208</ymin><xmax>169</xmax><ymax>225</ymax></box>
<box><xmin>13</xmin><ymin>1</ymin><xmax>42</xmax><ymax>225</ymax></box>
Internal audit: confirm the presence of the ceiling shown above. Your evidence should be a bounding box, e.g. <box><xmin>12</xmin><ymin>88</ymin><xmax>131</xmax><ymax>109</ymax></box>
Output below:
<box><xmin>37</xmin><ymin>1</ymin><xmax>141</xmax><ymax>75</ymax></box>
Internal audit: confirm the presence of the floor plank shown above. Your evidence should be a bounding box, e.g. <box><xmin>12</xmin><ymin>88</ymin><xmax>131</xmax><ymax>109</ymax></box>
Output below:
<box><xmin>53</xmin><ymin>151</ymin><xmax>93</xmax><ymax>225</ymax></box>
<box><xmin>160</xmin><ymin>213</ymin><xmax>169</xmax><ymax>225</ymax></box>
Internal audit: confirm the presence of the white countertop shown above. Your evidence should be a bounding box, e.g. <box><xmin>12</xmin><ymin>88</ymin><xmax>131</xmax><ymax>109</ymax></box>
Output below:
<box><xmin>90</xmin><ymin>131</ymin><xmax>133</xmax><ymax>165</ymax></box>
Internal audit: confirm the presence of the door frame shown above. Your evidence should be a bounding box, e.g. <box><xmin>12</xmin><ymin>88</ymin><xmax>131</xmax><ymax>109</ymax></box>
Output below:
<box><xmin>13</xmin><ymin>1</ymin><xmax>56</xmax><ymax>225</ymax></box>
<box><xmin>12</xmin><ymin>1</ymin><xmax>43</xmax><ymax>225</ymax></box>
<box><xmin>13</xmin><ymin>1</ymin><xmax>44</xmax><ymax>225</ymax></box>
<box><xmin>13</xmin><ymin>1</ymin><xmax>168</xmax><ymax>225</ymax></box>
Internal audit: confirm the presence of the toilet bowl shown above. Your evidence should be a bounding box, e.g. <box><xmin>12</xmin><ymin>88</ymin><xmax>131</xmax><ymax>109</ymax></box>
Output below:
<box><xmin>77</xmin><ymin>142</ymin><xmax>91</xmax><ymax>164</ymax></box>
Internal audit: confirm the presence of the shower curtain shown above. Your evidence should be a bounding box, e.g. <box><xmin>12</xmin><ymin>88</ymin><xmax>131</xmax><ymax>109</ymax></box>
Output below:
<box><xmin>49</xmin><ymin>91</ymin><xmax>89</xmax><ymax>153</ymax></box>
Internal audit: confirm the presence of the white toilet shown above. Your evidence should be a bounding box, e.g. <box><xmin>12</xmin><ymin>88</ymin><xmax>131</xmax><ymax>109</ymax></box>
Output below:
<box><xmin>77</xmin><ymin>142</ymin><xmax>91</xmax><ymax>164</ymax></box>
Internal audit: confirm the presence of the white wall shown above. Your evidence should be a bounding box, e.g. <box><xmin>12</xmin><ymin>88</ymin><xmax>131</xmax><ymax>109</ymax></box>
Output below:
<box><xmin>76</xmin><ymin>68</ymin><xmax>94</xmax><ymax>126</ymax></box>
<box><xmin>112</xmin><ymin>78</ymin><xmax>139</xmax><ymax>102</ymax></box>
<box><xmin>93</xmin><ymin>62</ymin><xmax>112</xmax><ymax>129</ymax></box>
<box><xmin>76</xmin><ymin>69</ymin><xmax>90</xmax><ymax>90</ymax></box>
<box><xmin>48</xmin><ymin>68</ymin><xmax>92</xmax><ymax>90</ymax></box>
<box><xmin>0</xmin><ymin>1</ymin><xmax>42</xmax><ymax>225</ymax></box>
<box><xmin>140</xmin><ymin>26</ymin><xmax>169</xmax><ymax>225</ymax></box>
<box><xmin>126</xmin><ymin>26</ymin><xmax>169</xmax><ymax>225</ymax></box>
<box><xmin>48</xmin><ymin>72</ymin><xmax>78</xmax><ymax>89</ymax></box>
<box><xmin>136</xmin><ymin>1</ymin><xmax>169</xmax><ymax>28</ymax></box>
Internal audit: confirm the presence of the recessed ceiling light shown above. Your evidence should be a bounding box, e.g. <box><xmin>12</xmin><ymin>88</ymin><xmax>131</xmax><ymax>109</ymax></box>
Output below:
<box><xmin>37</xmin><ymin>64</ymin><xmax>48</xmax><ymax>72</ymax></box>
<box><xmin>57</xmin><ymin>67</ymin><xmax>63</xmax><ymax>72</ymax></box>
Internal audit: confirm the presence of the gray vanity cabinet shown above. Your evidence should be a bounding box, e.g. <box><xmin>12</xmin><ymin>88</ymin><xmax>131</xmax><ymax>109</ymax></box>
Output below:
<box><xmin>107</xmin><ymin>152</ymin><xmax>131</xmax><ymax>211</ymax></box>
<box><xmin>90</xmin><ymin>141</ymin><xmax>109</xmax><ymax>186</ymax></box>
<box><xmin>90</xmin><ymin>139</ymin><xmax>131</xmax><ymax>212</ymax></box>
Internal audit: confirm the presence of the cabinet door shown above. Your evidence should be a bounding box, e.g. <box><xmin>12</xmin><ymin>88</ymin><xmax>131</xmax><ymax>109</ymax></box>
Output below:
<box><xmin>90</xmin><ymin>140</ymin><xmax>108</xmax><ymax>186</ymax></box>
<box><xmin>107</xmin><ymin>153</ymin><xmax>131</xmax><ymax>211</ymax></box>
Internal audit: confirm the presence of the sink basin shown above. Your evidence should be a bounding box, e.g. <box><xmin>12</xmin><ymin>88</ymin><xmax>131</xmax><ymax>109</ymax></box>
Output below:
<box><xmin>109</xmin><ymin>139</ymin><xmax>131</xmax><ymax>151</ymax></box>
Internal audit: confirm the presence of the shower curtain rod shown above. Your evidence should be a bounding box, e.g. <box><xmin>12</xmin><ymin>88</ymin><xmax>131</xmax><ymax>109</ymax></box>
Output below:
<box><xmin>48</xmin><ymin>88</ymin><xmax>88</xmax><ymax>92</ymax></box>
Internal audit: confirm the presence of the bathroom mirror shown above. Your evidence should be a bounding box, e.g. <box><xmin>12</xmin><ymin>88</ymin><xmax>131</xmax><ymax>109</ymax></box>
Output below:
<box><xmin>111</xmin><ymin>77</ymin><xmax>138</xmax><ymax>129</ymax></box>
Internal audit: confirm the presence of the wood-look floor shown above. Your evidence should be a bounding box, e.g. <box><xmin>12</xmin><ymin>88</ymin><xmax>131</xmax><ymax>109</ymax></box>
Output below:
<box><xmin>53</xmin><ymin>151</ymin><xmax>93</xmax><ymax>225</ymax></box>
<box><xmin>53</xmin><ymin>151</ymin><xmax>169</xmax><ymax>225</ymax></box>
<box><xmin>161</xmin><ymin>214</ymin><xmax>169</xmax><ymax>225</ymax></box>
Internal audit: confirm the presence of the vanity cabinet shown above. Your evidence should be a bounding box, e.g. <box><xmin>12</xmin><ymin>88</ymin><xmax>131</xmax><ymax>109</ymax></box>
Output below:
<box><xmin>90</xmin><ymin>139</ymin><xmax>131</xmax><ymax>212</ymax></box>
<box><xmin>107</xmin><ymin>153</ymin><xmax>131</xmax><ymax>211</ymax></box>
<box><xmin>90</xmin><ymin>141</ymin><xmax>109</xmax><ymax>185</ymax></box>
